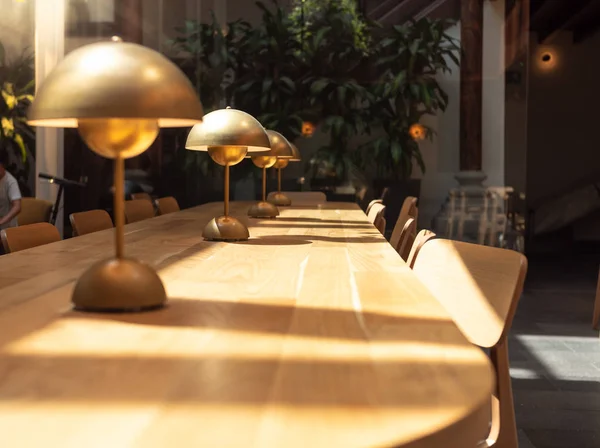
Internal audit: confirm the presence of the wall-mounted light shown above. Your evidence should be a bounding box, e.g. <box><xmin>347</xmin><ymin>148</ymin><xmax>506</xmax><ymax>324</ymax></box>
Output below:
<box><xmin>302</xmin><ymin>121</ymin><xmax>315</xmax><ymax>137</ymax></box>
<box><xmin>409</xmin><ymin>123</ymin><xmax>426</xmax><ymax>141</ymax></box>
<box><xmin>536</xmin><ymin>48</ymin><xmax>558</xmax><ymax>72</ymax></box>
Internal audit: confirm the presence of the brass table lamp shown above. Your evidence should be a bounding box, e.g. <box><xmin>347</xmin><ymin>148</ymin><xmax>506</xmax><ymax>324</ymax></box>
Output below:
<box><xmin>186</xmin><ymin>108</ymin><xmax>270</xmax><ymax>241</ymax></box>
<box><xmin>248</xmin><ymin>130</ymin><xmax>294</xmax><ymax>218</ymax></box>
<box><xmin>28</xmin><ymin>38</ymin><xmax>203</xmax><ymax>312</ymax></box>
<box><xmin>269</xmin><ymin>135</ymin><xmax>298</xmax><ymax>207</ymax></box>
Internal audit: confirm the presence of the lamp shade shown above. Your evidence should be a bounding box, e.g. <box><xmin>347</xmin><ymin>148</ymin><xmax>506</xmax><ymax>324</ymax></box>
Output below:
<box><xmin>290</xmin><ymin>143</ymin><xmax>301</xmax><ymax>161</ymax></box>
<box><xmin>266</xmin><ymin>130</ymin><xmax>294</xmax><ymax>159</ymax></box>
<box><xmin>186</xmin><ymin>108</ymin><xmax>270</xmax><ymax>153</ymax></box>
<box><xmin>28</xmin><ymin>39</ymin><xmax>203</xmax><ymax>128</ymax></box>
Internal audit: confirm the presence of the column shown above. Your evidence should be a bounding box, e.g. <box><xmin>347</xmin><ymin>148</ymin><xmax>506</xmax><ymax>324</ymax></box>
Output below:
<box><xmin>459</xmin><ymin>0</ymin><xmax>484</xmax><ymax>182</ymax></box>
<box><xmin>35</xmin><ymin>0</ymin><xmax>65</xmax><ymax>233</ymax></box>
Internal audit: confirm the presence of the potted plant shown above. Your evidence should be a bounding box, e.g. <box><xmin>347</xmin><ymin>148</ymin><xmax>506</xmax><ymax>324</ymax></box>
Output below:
<box><xmin>289</xmin><ymin>0</ymin><xmax>372</xmax><ymax>191</ymax></box>
<box><xmin>233</xmin><ymin>0</ymin><xmax>307</xmax><ymax>195</ymax></box>
<box><xmin>361</xmin><ymin>18</ymin><xmax>459</xmax><ymax>228</ymax></box>
<box><xmin>165</xmin><ymin>15</ymin><xmax>251</xmax><ymax>205</ymax></box>
<box><xmin>0</xmin><ymin>41</ymin><xmax>35</xmax><ymax>196</ymax></box>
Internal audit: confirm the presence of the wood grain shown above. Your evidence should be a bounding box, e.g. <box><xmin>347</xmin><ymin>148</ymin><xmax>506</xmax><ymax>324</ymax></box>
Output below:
<box><xmin>0</xmin><ymin>202</ymin><xmax>493</xmax><ymax>448</ymax></box>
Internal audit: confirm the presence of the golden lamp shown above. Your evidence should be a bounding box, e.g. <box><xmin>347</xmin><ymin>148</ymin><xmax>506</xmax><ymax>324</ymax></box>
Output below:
<box><xmin>247</xmin><ymin>130</ymin><xmax>294</xmax><ymax>218</ymax></box>
<box><xmin>269</xmin><ymin>135</ymin><xmax>298</xmax><ymax>207</ymax></box>
<box><xmin>186</xmin><ymin>108</ymin><xmax>270</xmax><ymax>241</ymax></box>
<box><xmin>28</xmin><ymin>37</ymin><xmax>203</xmax><ymax>313</ymax></box>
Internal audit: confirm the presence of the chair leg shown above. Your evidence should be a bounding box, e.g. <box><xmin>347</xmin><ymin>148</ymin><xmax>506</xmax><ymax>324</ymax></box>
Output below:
<box><xmin>593</xmin><ymin>267</ymin><xmax>600</xmax><ymax>330</ymax></box>
<box><xmin>488</xmin><ymin>340</ymin><xmax>518</xmax><ymax>448</ymax></box>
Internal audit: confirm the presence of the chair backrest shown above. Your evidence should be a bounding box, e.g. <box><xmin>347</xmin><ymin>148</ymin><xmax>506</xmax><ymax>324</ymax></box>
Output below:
<box><xmin>267</xmin><ymin>191</ymin><xmax>327</xmax><ymax>205</ymax></box>
<box><xmin>396</xmin><ymin>217</ymin><xmax>417</xmax><ymax>261</ymax></box>
<box><xmin>390</xmin><ymin>196</ymin><xmax>418</xmax><ymax>250</ymax></box>
<box><xmin>407</xmin><ymin>229</ymin><xmax>436</xmax><ymax>269</ymax></box>
<box><xmin>70</xmin><ymin>210</ymin><xmax>113</xmax><ymax>237</ymax></box>
<box><xmin>366</xmin><ymin>199</ymin><xmax>383</xmax><ymax>216</ymax></box>
<box><xmin>155</xmin><ymin>196</ymin><xmax>180</xmax><ymax>216</ymax></box>
<box><xmin>367</xmin><ymin>203</ymin><xmax>386</xmax><ymax>235</ymax></box>
<box><xmin>1</xmin><ymin>222</ymin><xmax>61</xmax><ymax>254</ymax></box>
<box><xmin>18</xmin><ymin>197</ymin><xmax>53</xmax><ymax>226</ymax></box>
<box><xmin>124</xmin><ymin>199</ymin><xmax>155</xmax><ymax>224</ymax></box>
<box><xmin>412</xmin><ymin>239</ymin><xmax>527</xmax><ymax>348</ymax></box>
<box><xmin>131</xmin><ymin>192</ymin><xmax>152</xmax><ymax>201</ymax></box>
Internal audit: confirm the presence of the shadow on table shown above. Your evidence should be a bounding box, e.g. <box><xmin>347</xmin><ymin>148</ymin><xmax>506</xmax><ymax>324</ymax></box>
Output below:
<box><xmin>64</xmin><ymin>297</ymin><xmax>464</xmax><ymax>344</ymax></box>
<box><xmin>258</xmin><ymin>223</ymin><xmax>374</xmax><ymax>230</ymax></box>
<box><xmin>234</xmin><ymin>238</ymin><xmax>313</xmax><ymax>246</ymax></box>
<box><xmin>0</xmin><ymin>350</ymin><xmax>488</xmax><ymax>406</ymax></box>
<box><xmin>273</xmin><ymin>217</ymin><xmax>366</xmax><ymax>225</ymax></box>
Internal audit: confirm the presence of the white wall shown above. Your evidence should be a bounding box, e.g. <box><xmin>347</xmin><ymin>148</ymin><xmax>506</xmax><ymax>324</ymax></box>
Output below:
<box><xmin>0</xmin><ymin>0</ymin><xmax>34</xmax><ymax>59</ymax></box>
<box><xmin>418</xmin><ymin>22</ymin><xmax>461</xmax><ymax>228</ymax></box>
<box><xmin>482</xmin><ymin>0</ymin><xmax>505</xmax><ymax>187</ymax></box>
<box><xmin>419</xmin><ymin>0</ymin><xmax>506</xmax><ymax>227</ymax></box>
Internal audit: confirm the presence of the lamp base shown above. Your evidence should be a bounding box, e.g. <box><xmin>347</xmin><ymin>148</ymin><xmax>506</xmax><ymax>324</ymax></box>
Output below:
<box><xmin>269</xmin><ymin>192</ymin><xmax>292</xmax><ymax>207</ymax></box>
<box><xmin>203</xmin><ymin>215</ymin><xmax>250</xmax><ymax>241</ymax></box>
<box><xmin>248</xmin><ymin>201</ymin><xmax>280</xmax><ymax>219</ymax></box>
<box><xmin>72</xmin><ymin>258</ymin><xmax>167</xmax><ymax>313</ymax></box>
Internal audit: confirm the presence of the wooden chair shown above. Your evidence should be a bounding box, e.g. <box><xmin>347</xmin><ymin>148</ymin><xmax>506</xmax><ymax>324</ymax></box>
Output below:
<box><xmin>396</xmin><ymin>217</ymin><xmax>417</xmax><ymax>261</ymax></box>
<box><xmin>70</xmin><ymin>210</ymin><xmax>113</xmax><ymax>237</ymax></box>
<box><xmin>267</xmin><ymin>191</ymin><xmax>327</xmax><ymax>205</ymax></box>
<box><xmin>407</xmin><ymin>229</ymin><xmax>436</xmax><ymax>269</ymax></box>
<box><xmin>131</xmin><ymin>192</ymin><xmax>152</xmax><ymax>201</ymax></box>
<box><xmin>18</xmin><ymin>197</ymin><xmax>53</xmax><ymax>226</ymax></box>
<box><xmin>367</xmin><ymin>202</ymin><xmax>386</xmax><ymax>235</ymax></box>
<box><xmin>124</xmin><ymin>199</ymin><xmax>155</xmax><ymax>224</ymax></box>
<box><xmin>1</xmin><ymin>222</ymin><xmax>61</xmax><ymax>254</ymax></box>
<box><xmin>366</xmin><ymin>199</ymin><xmax>383</xmax><ymax>216</ymax></box>
<box><xmin>390</xmin><ymin>196</ymin><xmax>418</xmax><ymax>250</ymax></box>
<box><xmin>155</xmin><ymin>196</ymin><xmax>180</xmax><ymax>216</ymax></box>
<box><xmin>593</xmin><ymin>267</ymin><xmax>600</xmax><ymax>330</ymax></box>
<box><xmin>413</xmin><ymin>239</ymin><xmax>528</xmax><ymax>448</ymax></box>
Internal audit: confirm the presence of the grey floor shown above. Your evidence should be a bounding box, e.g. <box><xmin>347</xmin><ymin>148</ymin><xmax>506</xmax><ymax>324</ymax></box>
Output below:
<box><xmin>510</xmin><ymin>253</ymin><xmax>600</xmax><ymax>448</ymax></box>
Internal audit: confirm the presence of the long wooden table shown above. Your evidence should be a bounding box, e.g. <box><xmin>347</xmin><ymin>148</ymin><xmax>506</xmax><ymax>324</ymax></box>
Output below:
<box><xmin>0</xmin><ymin>202</ymin><xmax>493</xmax><ymax>448</ymax></box>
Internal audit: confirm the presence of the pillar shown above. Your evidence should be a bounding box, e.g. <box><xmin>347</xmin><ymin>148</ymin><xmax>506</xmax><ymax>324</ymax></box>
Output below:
<box><xmin>35</xmin><ymin>0</ymin><xmax>65</xmax><ymax>233</ymax></box>
<box><xmin>459</xmin><ymin>0</ymin><xmax>484</xmax><ymax>174</ymax></box>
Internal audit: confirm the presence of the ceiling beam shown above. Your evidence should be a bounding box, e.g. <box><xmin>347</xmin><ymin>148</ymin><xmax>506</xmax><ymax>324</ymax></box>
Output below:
<box><xmin>533</xmin><ymin>0</ymin><xmax>594</xmax><ymax>43</ymax></box>
<box><xmin>572</xmin><ymin>1</ymin><xmax>600</xmax><ymax>42</ymax></box>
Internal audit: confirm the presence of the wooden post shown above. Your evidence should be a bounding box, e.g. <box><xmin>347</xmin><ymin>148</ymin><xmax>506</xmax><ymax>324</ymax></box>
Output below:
<box><xmin>460</xmin><ymin>0</ymin><xmax>484</xmax><ymax>172</ymax></box>
<box><xmin>116</xmin><ymin>0</ymin><xmax>143</xmax><ymax>44</ymax></box>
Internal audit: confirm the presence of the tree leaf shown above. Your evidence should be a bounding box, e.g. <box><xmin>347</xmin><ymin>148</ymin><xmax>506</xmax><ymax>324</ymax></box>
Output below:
<box><xmin>310</xmin><ymin>78</ymin><xmax>330</xmax><ymax>95</ymax></box>
<box><xmin>262</xmin><ymin>78</ymin><xmax>273</xmax><ymax>94</ymax></box>
<box><xmin>12</xmin><ymin>134</ymin><xmax>27</xmax><ymax>162</ymax></box>
<box><xmin>391</xmin><ymin>141</ymin><xmax>402</xmax><ymax>164</ymax></box>
<box><xmin>279</xmin><ymin>76</ymin><xmax>295</xmax><ymax>93</ymax></box>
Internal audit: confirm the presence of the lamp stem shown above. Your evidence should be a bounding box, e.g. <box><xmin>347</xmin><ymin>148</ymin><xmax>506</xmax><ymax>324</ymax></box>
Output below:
<box><xmin>114</xmin><ymin>154</ymin><xmax>125</xmax><ymax>259</ymax></box>
<box><xmin>224</xmin><ymin>163</ymin><xmax>230</xmax><ymax>217</ymax></box>
<box><xmin>262</xmin><ymin>166</ymin><xmax>267</xmax><ymax>202</ymax></box>
<box><xmin>277</xmin><ymin>167</ymin><xmax>282</xmax><ymax>193</ymax></box>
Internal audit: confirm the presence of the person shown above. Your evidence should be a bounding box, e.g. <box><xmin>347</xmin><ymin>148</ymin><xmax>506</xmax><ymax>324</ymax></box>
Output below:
<box><xmin>0</xmin><ymin>149</ymin><xmax>22</xmax><ymax>231</ymax></box>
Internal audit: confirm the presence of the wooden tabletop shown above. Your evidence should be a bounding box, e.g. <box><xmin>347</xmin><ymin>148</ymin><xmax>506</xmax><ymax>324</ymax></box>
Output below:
<box><xmin>0</xmin><ymin>202</ymin><xmax>493</xmax><ymax>448</ymax></box>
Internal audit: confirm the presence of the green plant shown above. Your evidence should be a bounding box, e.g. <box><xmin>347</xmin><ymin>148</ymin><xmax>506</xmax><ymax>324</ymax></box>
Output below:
<box><xmin>289</xmin><ymin>0</ymin><xmax>371</xmax><ymax>56</ymax></box>
<box><xmin>291</xmin><ymin>0</ymin><xmax>372</xmax><ymax>182</ymax></box>
<box><xmin>170</xmin><ymin>13</ymin><xmax>251</xmax><ymax>110</ymax></box>
<box><xmin>169</xmin><ymin>14</ymin><xmax>252</xmax><ymax>177</ymax></box>
<box><xmin>0</xmin><ymin>40</ymin><xmax>35</xmax><ymax>189</ymax></box>
<box><xmin>362</xmin><ymin>18</ymin><xmax>459</xmax><ymax>180</ymax></box>
<box><xmin>234</xmin><ymin>0</ymin><xmax>304</xmax><ymax>139</ymax></box>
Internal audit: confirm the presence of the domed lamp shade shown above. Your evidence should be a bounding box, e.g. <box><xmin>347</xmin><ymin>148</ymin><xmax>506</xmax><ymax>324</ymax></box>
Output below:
<box><xmin>247</xmin><ymin>130</ymin><xmax>294</xmax><ymax>219</ymax></box>
<box><xmin>290</xmin><ymin>142</ymin><xmax>302</xmax><ymax>162</ymax></box>
<box><xmin>268</xmin><ymin>132</ymin><xmax>295</xmax><ymax>207</ymax></box>
<box><xmin>28</xmin><ymin>38</ymin><xmax>203</xmax><ymax>313</ymax></box>
<box><xmin>186</xmin><ymin>108</ymin><xmax>270</xmax><ymax>241</ymax></box>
